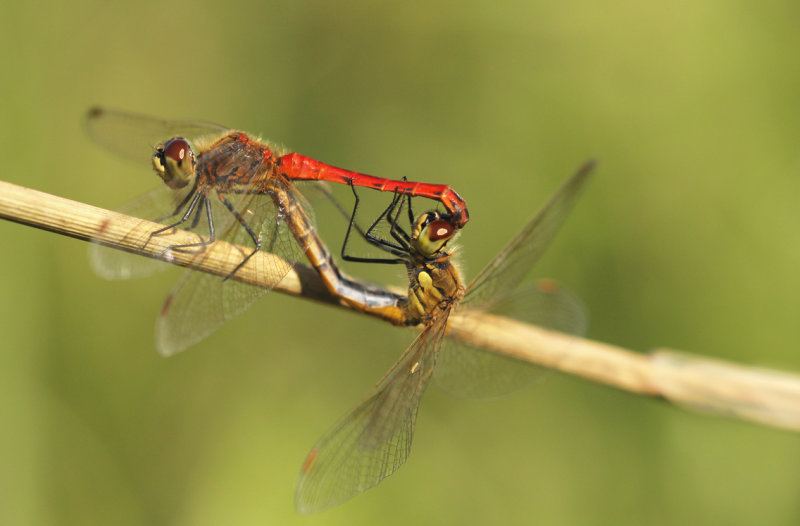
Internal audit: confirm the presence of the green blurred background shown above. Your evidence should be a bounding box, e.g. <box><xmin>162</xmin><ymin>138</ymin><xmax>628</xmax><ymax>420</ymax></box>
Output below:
<box><xmin>2</xmin><ymin>1</ymin><xmax>800</xmax><ymax>524</ymax></box>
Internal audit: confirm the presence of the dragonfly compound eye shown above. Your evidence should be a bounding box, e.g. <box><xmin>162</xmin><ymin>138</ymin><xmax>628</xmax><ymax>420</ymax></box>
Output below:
<box><xmin>152</xmin><ymin>137</ymin><xmax>196</xmax><ymax>189</ymax></box>
<box><xmin>413</xmin><ymin>213</ymin><xmax>457</xmax><ymax>258</ymax></box>
<box><xmin>427</xmin><ymin>219</ymin><xmax>454</xmax><ymax>242</ymax></box>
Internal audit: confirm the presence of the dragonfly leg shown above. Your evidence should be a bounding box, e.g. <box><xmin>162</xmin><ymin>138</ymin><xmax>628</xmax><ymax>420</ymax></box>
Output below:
<box><xmin>341</xmin><ymin>183</ymin><xmax>407</xmax><ymax>263</ymax></box>
<box><xmin>216</xmin><ymin>191</ymin><xmax>262</xmax><ymax>281</ymax></box>
<box><xmin>153</xmin><ymin>179</ymin><xmax>200</xmax><ymax>223</ymax></box>
<box><xmin>364</xmin><ymin>187</ymin><xmax>414</xmax><ymax>251</ymax></box>
<box><xmin>405</xmin><ymin>192</ymin><xmax>415</xmax><ymax>230</ymax></box>
<box><xmin>145</xmin><ymin>190</ymin><xmax>205</xmax><ymax>250</ymax></box>
<box><xmin>386</xmin><ymin>191</ymin><xmax>413</xmax><ymax>247</ymax></box>
<box><xmin>158</xmin><ymin>196</ymin><xmax>217</xmax><ymax>259</ymax></box>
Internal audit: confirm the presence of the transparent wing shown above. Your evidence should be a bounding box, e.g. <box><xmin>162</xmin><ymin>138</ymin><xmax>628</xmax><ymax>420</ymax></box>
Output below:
<box><xmin>462</xmin><ymin>161</ymin><xmax>594</xmax><ymax>310</ymax></box>
<box><xmin>154</xmin><ymin>189</ymin><xmax>311</xmax><ymax>356</ymax></box>
<box><xmin>295</xmin><ymin>313</ymin><xmax>450</xmax><ymax>513</ymax></box>
<box><xmin>435</xmin><ymin>280</ymin><xmax>588</xmax><ymax>398</ymax></box>
<box><xmin>89</xmin><ymin>184</ymin><xmax>198</xmax><ymax>279</ymax></box>
<box><xmin>85</xmin><ymin>106</ymin><xmax>227</xmax><ymax>164</ymax></box>
<box><xmin>91</xmin><ymin>186</ymin><xmax>310</xmax><ymax>356</ymax></box>
<box><xmin>86</xmin><ymin>108</ymin><xmax>234</xmax><ymax>280</ymax></box>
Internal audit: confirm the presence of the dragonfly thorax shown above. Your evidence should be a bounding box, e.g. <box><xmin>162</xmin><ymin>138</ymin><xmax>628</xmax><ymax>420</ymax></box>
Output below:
<box><xmin>403</xmin><ymin>211</ymin><xmax>463</xmax><ymax>324</ymax></box>
<box><xmin>406</xmin><ymin>256</ymin><xmax>463</xmax><ymax>325</ymax></box>
<box><xmin>193</xmin><ymin>132</ymin><xmax>277</xmax><ymax>193</ymax></box>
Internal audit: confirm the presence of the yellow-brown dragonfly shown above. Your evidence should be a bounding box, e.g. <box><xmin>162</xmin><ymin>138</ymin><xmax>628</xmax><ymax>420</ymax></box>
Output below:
<box><xmin>296</xmin><ymin>161</ymin><xmax>594</xmax><ymax>512</ymax></box>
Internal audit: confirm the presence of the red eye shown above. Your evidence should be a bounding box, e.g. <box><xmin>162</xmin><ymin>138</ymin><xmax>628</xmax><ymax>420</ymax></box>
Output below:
<box><xmin>428</xmin><ymin>219</ymin><xmax>454</xmax><ymax>241</ymax></box>
<box><xmin>163</xmin><ymin>138</ymin><xmax>190</xmax><ymax>163</ymax></box>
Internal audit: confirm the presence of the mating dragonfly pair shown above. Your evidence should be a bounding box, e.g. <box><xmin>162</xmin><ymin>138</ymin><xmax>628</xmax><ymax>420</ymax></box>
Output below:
<box><xmin>86</xmin><ymin>107</ymin><xmax>593</xmax><ymax>513</ymax></box>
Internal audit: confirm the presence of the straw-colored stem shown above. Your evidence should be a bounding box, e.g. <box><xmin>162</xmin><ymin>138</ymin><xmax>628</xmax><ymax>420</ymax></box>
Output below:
<box><xmin>2</xmin><ymin>179</ymin><xmax>799</xmax><ymax>432</ymax></box>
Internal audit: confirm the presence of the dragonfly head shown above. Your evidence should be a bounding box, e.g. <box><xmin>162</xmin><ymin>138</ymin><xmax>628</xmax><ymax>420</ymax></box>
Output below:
<box><xmin>412</xmin><ymin>211</ymin><xmax>458</xmax><ymax>258</ymax></box>
<box><xmin>153</xmin><ymin>137</ymin><xmax>197</xmax><ymax>189</ymax></box>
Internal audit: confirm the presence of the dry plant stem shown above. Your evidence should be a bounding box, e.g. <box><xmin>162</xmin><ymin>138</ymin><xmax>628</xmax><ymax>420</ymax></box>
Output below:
<box><xmin>2</xmin><ymin>179</ymin><xmax>800</xmax><ymax>432</ymax></box>
<box><xmin>0</xmin><ymin>180</ymin><xmax>341</xmax><ymax>304</ymax></box>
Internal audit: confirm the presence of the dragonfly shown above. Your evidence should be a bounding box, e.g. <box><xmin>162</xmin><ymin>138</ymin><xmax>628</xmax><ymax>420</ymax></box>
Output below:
<box><xmin>295</xmin><ymin>161</ymin><xmax>594</xmax><ymax>513</ymax></box>
<box><xmin>86</xmin><ymin>107</ymin><xmax>465</xmax><ymax>355</ymax></box>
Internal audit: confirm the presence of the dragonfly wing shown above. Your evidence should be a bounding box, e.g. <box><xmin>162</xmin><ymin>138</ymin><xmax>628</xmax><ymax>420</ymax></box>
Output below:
<box><xmin>295</xmin><ymin>314</ymin><xmax>449</xmax><ymax>513</ymax></box>
<box><xmin>436</xmin><ymin>280</ymin><xmax>588</xmax><ymax>398</ymax></box>
<box><xmin>86</xmin><ymin>106</ymin><xmax>227</xmax><ymax>164</ymax></box>
<box><xmin>154</xmin><ymin>266</ymin><xmax>273</xmax><ymax>356</ymax></box>
<box><xmin>462</xmin><ymin>161</ymin><xmax>594</xmax><ymax>310</ymax></box>
<box><xmin>154</xmin><ymin>192</ymin><xmax>306</xmax><ymax>356</ymax></box>
<box><xmin>435</xmin><ymin>162</ymin><xmax>593</xmax><ymax>398</ymax></box>
<box><xmin>89</xmin><ymin>184</ymin><xmax>198</xmax><ymax>279</ymax></box>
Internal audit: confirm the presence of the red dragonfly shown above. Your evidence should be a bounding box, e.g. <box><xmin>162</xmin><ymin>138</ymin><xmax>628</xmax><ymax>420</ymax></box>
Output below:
<box><xmin>86</xmin><ymin>107</ymin><xmax>463</xmax><ymax>354</ymax></box>
<box><xmin>295</xmin><ymin>161</ymin><xmax>594</xmax><ymax>512</ymax></box>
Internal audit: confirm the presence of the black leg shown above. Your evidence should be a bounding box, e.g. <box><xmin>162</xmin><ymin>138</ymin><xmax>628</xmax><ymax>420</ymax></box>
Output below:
<box><xmin>145</xmin><ymin>190</ymin><xmax>205</xmax><ymax>249</ymax></box>
<box><xmin>386</xmin><ymin>191</ymin><xmax>413</xmax><ymax>247</ymax></box>
<box><xmin>405</xmin><ymin>192</ymin><xmax>415</xmax><ymax>228</ymax></box>
<box><xmin>159</xmin><ymin>196</ymin><xmax>217</xmax><ymax>258</ymax></box>
<box><xmin>216</xmin><ymin>192</ymin><xmax>262</xmax><ymax>280</ymax></box>
<box><xmin>341</xmin><ymin>183</ymin><xmax>408</xmax><ymax>263</ymax></box>
<box><xmin>153</xmin><ymin>179</ymin><xmax>200</xmax><ymax>223</ymax></box>
<box><xmin>363</xmin><ymin>189</ymin><xmax>411</xmax><ymax>251</ymax></box>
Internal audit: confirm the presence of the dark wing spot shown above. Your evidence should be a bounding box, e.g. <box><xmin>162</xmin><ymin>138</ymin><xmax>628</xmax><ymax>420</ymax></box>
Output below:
<box><xmin>301</xmin><ymin>449</ymin><xmax>319</xmax><ymax>474</ymax></box>
<box><xmin>87</xmin><ymin>106</ymin><xmax>104</xmax><ymax>119</ymax></box>
<box><xmin>537</xmin><ymin>279</ymin><xmax>558</xmax><ymax>295</ymax></box>
<box><xmin>159</xmin><ymin>294</ymin><xmax>175</xmax><ymax>317</ymax></box>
